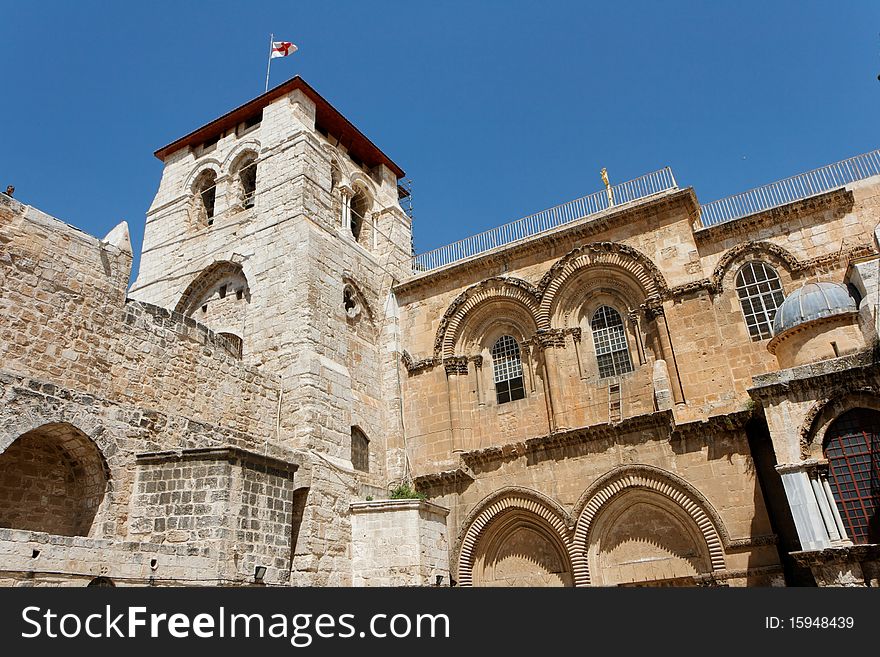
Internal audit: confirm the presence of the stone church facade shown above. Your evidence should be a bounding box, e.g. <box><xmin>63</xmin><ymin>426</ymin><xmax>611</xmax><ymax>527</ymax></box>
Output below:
<box><xmin>1</xmin><ymin>77</ymin><xmax>878</xmax><ymax>586</ymax></box>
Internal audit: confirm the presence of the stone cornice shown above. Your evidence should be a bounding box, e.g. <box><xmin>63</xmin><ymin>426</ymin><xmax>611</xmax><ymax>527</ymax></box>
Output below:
<box><xmin>396</xmin><ymin>188</ymin><xmax>698</xmax><ymax>296</ymax></box>
<box><xmin>412</xmin><ymin>408</ymin><xmax>754</xmax><ymax>477</ymax></box>
<box><xmin>749</xmin><ymin>348</ymin><xmax>879</xmax><ymax>399</ymax></box>
<box><xmin>460</xmin><ymin>411</ymin><xmax>675</xmax><ymax>469</ymax></box>
<box><xmin>693</xmin><ymin>188</ymin><xmax>855</xmax><ymax>244</ymax></box>
<box><xmin>412</xmin><ymin>467</ymin><xmax>474</xmax><ymax>490</ymax></box>
<box><xmin>135</xmin><ymin>446</ymin><xmax>298</xmax><ymax>475</ymax></box>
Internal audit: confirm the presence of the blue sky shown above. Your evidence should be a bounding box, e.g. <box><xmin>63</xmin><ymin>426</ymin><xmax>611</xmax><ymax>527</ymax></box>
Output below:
<box><xmin>1</xmin><ymin>1</ymin><xmax>878</xmax><ymax>280</ymax></box>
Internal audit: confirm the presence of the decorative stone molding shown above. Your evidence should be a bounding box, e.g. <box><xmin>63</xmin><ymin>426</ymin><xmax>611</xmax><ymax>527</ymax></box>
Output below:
<box><xmin>695</xmin><ymin>188</ymin><xmax>856</xmax><ymax>244</ymax></box>
<box><xmin>400</xmin><ymin>351</ymin><xmax>438</xmax><ymax>374</ymax></box>
<box><xmin>570</xmin><ymin>465</ymin><xmax>728</xmax><ymax>586</ymax></box>
<box><xmin>537</xmin><ymin>242</ymin><xmax>669</xmax><ymax>325</ymax></box>
<box><xmin>798</xmin><ymin>386</ymin><xmax>880</xmax><ymax>459</ymax></box>
<box><xmin>455</xmin><ymin>487</ymin><xmax>575</xmax><ymax>587</ymax></box>
<box><xmin>433</xmin><ymin>276</ymin><xmax>543</xmax><ymax>359</ymax></box>
<box><xmin>443</xmin><ymin>356</ymin><xmax>469</xmax><ymax>376</ymax></box>
<box><xmin>710</xmin><ymin>239</ymin><xmax>873</xmax><ymax>294</ymax></box>
<box><xmin>136</xmin><ymin>446</ymin><xmax>298</xmax><ymax>476</ymax></box>
<box><xmin>460</xmin><ymin>411</ymin><xmax>674</xmax><ymax>469</ymax></box>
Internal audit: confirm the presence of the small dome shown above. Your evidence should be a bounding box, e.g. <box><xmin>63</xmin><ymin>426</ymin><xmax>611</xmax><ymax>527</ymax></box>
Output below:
<box><xmin>772</xmin><ymin>282</ymin><xmax>857</xmax><ymax>336</ymax></box>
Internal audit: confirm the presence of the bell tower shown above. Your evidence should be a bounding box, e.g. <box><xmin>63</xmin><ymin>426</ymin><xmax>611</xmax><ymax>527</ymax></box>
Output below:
<box><xmin>129</xmin><ymin>78</ymin><xmax>413</xmax><ymax>559</ymax></box>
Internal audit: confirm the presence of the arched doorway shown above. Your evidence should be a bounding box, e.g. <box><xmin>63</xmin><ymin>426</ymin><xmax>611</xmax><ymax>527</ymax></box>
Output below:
<box><xmin>472</xmin><ymin>512</ymin><xmax>573</xmax><ymax>587</ymax></box>
<box><xmin>587</xmin><ymin>490</ymin><xmax>713</xmax><ymax>586</ymax></box>
<box><xmin>0</xmin><ymin>422</ymin><xmax>108</xmax><ymax>536</ymax></box>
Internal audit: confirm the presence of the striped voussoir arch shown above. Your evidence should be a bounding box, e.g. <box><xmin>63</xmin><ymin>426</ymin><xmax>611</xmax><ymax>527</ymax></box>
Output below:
<box><xmin>456</xmin><ymin>488</ymin><xmax>574</xmax><ymax>587</ymax></box>
<box><xmin>570</xmin><ymin>466</ymin><xmax>727</xmax><ymax>586</ymax></box>
<box><xmin>537</xmin><ymin>242</ymin><xmax>668</xmax><ymax>324</ymax></box>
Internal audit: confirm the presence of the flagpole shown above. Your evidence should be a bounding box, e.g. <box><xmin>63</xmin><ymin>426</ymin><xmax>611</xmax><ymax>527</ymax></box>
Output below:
<box><xmin>264</xmin><ymin>32</ymin><xmax>274</xmax><ymax>93</ymax></box>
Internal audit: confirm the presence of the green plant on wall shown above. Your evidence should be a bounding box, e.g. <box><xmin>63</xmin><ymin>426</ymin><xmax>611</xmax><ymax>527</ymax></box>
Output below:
<box><xmin>389</xmin><ymin>483</ymin><xmax>426</xmax><ymax>501</ymax></box>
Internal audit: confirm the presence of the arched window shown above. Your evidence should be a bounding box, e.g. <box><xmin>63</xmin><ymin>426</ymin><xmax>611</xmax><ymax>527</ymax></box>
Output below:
<box><xmin>823</xmin><ymin>408</ymin><xmax>880</xmax><ymax>544</ymax></box>
<box><xmin>237</xmin><ymin>154</ymin><xmax>257</xmax><ymax>208</ymax></box>
<box><xmin>591</xmin><ymin>306</ymin><xmax>633</xmax><ymax>379</ymax></box>
<box><xmin>351</xmin><ymin>427</ymin><xmax>369</xmax><ymax>473</ymax></box>
<box><xmin>350</xmin><ymin>188</ymin><xmax>369</xmax><ymax>242</ymax></box>
<box><xmin>491</xmin><ymin>335</ymin><xmax>525</xmax><ymax>404</ymax></box>
<box><xmin>218</xmin><ymin>332</ymin><xmax>243</xmax><ymax>359</ymax></box>
<box><xmin>735</xmin><ymin>261</ymin><xmax>785</xmax><ymax>341</ymax></box>
<box><xmin>194</xmin><ymin>170</ymin><xmax>217</xmax><ymax>225</ymax></box>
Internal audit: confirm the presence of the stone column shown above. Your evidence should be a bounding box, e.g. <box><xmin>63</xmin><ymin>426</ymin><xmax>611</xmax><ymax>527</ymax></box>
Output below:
<box><xmin>339</xmin><ymin>186</ymin><xmax>352</xmax><ymax>231</ymax></box>
<box><xmin>444</xmin><ymin>357</ymin><xmax>468</xmax><ymax>455</ymax></box>
<box><xmin>646</xmin><ymin>303</ymin><xmax>684</xmax><ymax>404</ymax></box>
<box><xmin>531</xmin><ymin>334</ymin><xmax>560</xmax><ymax>433</ymax></box>
<box><xmin>776</xmin><ymin>460</ymin><xmax>850</xmax><ymax>551</ymax></box>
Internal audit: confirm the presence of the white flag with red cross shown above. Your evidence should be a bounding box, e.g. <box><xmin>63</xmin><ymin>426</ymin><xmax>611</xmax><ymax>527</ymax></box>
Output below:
<box><xmin>271</xmin><ymin>41</ymin><xmax>297</xmax><ymax>58</ymax></box>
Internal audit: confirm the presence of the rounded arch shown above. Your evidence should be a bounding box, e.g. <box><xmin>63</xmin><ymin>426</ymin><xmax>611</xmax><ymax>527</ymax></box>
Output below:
<box><xmin>348</xmin><ymin>170</ymin><xmax>377</xmax><ymax>197</ymax></box>
<box><xmin>572</xmin><ymin>465</ymin><xmax>727</xmax><ymax>586</ymax></box>
<box><xmin>711</xmin><ymin>241</ymin><xmax>799</xmax><ymax>293</ymax></box>
<box><xmin>799</xmin><ymin>388</ymin><xmax>880</xmax><ymax>460</ymax></box>
<box><xmin>221</xmin><ymin>140</ymin><xmax>261</xmax><ymax>169</ymax></box>
<box><xmin>183</xmin><ymin>160</ymin><xmax>222</xmax><ymax>192</ymax></box>
<box><xmin>0</xmin><ymin>422</ymin><xmax>109</xmax><ymax>537</ymax></box>
<box><xmin>174</xmin><ymin>260</ymin><xmax>251</xmax><ymax>316</ymax></box>
<box><xmin>434</xmin><ymin>277</ymin><xmax>543</xmax><ymax>358</ymax></box>
<box><xmin>456</xmin><ymin>487</ymin><xmax>573</xmax><ymax>587</ymax></box>
<box><xmin>538</xmin><ymin>242</ymin><xmax>668</xmax><ymax>326</ymax></box>
<box><xmin>228</xmin><ymin>149</ymin><xmax>259</xmax><ymax>210</ymax></box>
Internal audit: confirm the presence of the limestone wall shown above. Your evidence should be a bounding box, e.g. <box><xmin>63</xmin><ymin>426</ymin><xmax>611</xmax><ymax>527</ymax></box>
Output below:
<box><xmin>350</xmin><ymin>500</ymin><xmax>450</xmax><ymax>587</ymax></box>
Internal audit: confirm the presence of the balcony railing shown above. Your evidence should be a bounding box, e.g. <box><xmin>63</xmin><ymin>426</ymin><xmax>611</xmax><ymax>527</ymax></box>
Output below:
<box><xmin>412</xmin><ymin>167</ymin><xmax>678</xmax><ymax>272</ymax></box>
<box><xmin>698</xmin><ymin>149</ymin><xmax>880</xmax><ymax>228</ymax></box>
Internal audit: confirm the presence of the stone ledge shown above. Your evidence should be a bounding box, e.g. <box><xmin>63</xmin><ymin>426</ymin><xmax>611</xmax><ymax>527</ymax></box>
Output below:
<box><xmin>350</xmin><ymin>499</ymin><xmax>450</xmax><ymax>516</ymax></box>
<box><xmin>136</xmin><ymin>446</ymin><xmax>299</xmax><ymax>475</ymax></box>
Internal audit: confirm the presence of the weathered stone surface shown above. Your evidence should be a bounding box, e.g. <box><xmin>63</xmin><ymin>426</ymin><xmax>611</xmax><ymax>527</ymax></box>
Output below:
<box><xmin>2</xmin><ymin>77</ymin><xmax>879</xmax><ymax>587</ymax></box>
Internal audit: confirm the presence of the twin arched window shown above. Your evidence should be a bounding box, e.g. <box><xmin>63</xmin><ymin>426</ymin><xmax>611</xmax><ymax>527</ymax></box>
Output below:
<box><xmin>489</xmin><ymin>305</ymin><xmax>635</xmax><ymax>404</ymax></box>
<box><xmin>735</xmin><ymin>261</ymin><xmax>785</xmax><ymax>341</ymax></box>
<box><xmin>492</xmin><ymin>335</ymin><xmax>526</xmax><ymax>404</ymax></box>
<box><xmin>192</xmin><ymin>153</ymin><xmax>259</xmax><ymax>227</ymax></box>
<box><xmin>591</xmin><ymin>306</ymin><xmax>634</xmax><ymax>379</ymax></box>
<box><xmin>824</xmin><ymin>408</ymin><xmax>880</xmax><ymax>544</ymax></box>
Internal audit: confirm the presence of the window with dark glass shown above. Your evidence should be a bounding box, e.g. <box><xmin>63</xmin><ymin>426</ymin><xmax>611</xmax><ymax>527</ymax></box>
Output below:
<box><xmin>491</xmin><ymin>335</ymin><xmax>525</xmax><ymax>404</ymax></box>
<box><xmin>591</xmin><ymin>306</ymin><xmax>634</xmax><ymax>379</ymax></box>
<box><xmin>351</xmin><ymin>427</ymin><xmax>369</xmax><ymax>473</ymax></box>
<box><xmin>824</xmin><ymin>408</ymin><xmax>880</xmax><ymax>544</ymax></box>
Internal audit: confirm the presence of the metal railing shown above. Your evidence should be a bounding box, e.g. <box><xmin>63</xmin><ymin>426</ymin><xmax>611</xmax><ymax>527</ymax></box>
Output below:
<box><xmin>699</xmin><ymin>149</ymin><xmax>880</xmax><ymax>228</ymax></box>
<box><xmin>412</xmin><ymin>167</ymin><xmax>678</xmax><ymax>272</ymax></box>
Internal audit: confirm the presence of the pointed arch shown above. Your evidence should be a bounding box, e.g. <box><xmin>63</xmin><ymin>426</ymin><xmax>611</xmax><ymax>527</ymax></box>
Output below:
<box><xmin>456</xmin><ymin>487</ymin><xmax>574</xmax><ymax>587</ymax></box>
<box><xmin>537</xmin><ymin>242</ymin><xmax>668</xmax><ymax>326</ymax></box>
<box><xmin>571</xmin><ymin>465</ymin><xmax>727</xmax><ymax>586</ymax></box>
<box><xmin>174</xmin><ymin>260</ymin><xmax>250</xmax><ymax>316</ymax></box>
<box><xmin>0</xmin><ymin>422</ymin><xmax>109</xmax><ymax>537</ymax></box>
<box><xmin>799</xmin><ymin>387</ymin><xmax>880</xmax><ymax>460</ymax></box>
<box><xmin>434</xmin><ymin>277</ymin><xmax>543</xmax><ymax>358</ymax></box>
<box><xmin>711</xmin><ymin>240</ymin><xmax>799</xmax><ymax>293</ymax></box>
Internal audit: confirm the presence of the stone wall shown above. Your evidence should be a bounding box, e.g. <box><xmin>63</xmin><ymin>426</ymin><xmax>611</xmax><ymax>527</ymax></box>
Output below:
<box><xmin>350</xmin><ymin>500</ymin><xmax>450</xmax><ymax>587</ymax></box>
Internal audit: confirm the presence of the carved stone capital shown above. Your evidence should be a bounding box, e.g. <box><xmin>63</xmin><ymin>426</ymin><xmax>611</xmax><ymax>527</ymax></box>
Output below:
<box><xmin>443</xmin><ymin>356</ymin><xmax>469</xmax><ymax>376</ymax></box>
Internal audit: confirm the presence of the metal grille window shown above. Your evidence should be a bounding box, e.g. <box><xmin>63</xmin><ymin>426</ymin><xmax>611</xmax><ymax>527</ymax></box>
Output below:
<box><xmin>591</xmin><ymin>306</ymin><xmax>634</xmax><ymax>379</ymax></box>
<box><xmin>351</xmin><ymin>427</ymin><xmax>369</xmax><ymax>473</ymax></box>
<box><xmin>735</xmin><ymin>262</ymin><xmax>785</xmax><ymax>341</ymax></box>
<box><xmin>824</xmin><ymin>409</ymin><xmax>880</xmax><ymax>544</ymax></box>
<box><xmin>491</xmin><ymin>335</ymin><xmax>525</xmax><ymax>404</ymax></box>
